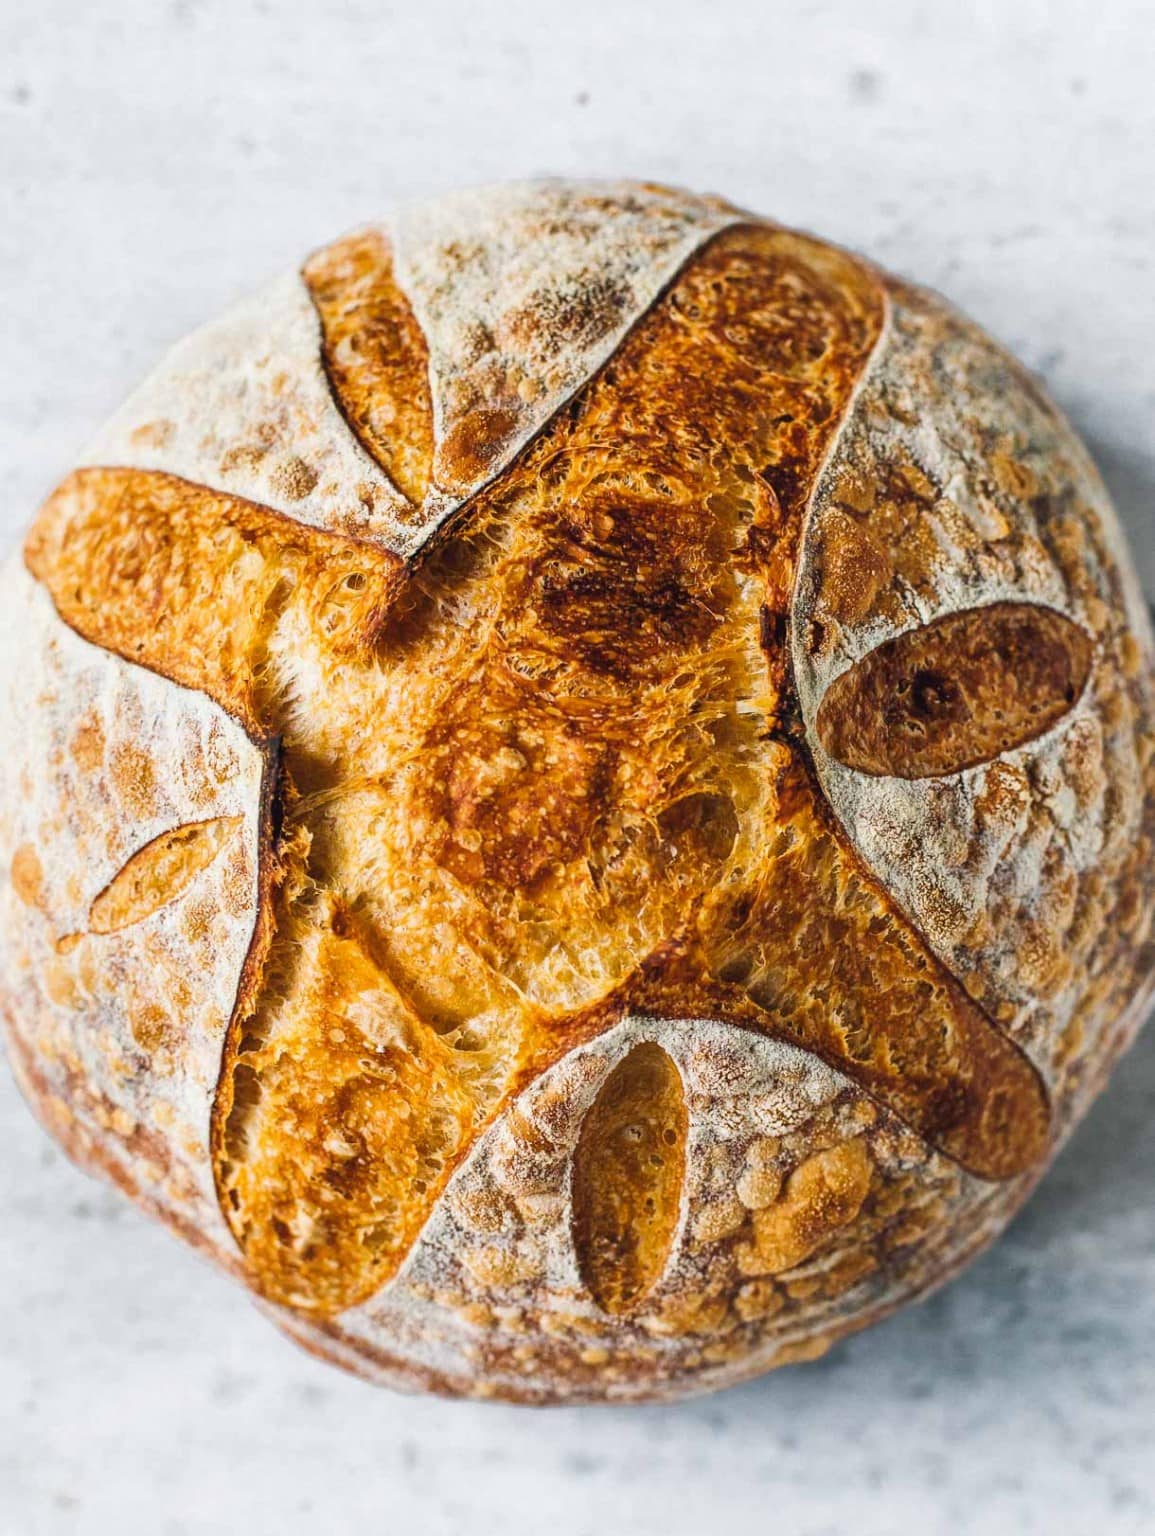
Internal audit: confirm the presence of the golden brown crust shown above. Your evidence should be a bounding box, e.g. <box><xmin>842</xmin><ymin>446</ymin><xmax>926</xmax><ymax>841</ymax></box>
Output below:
<box><xmin>25</xmin><ymin>467</ymin><xmax>403</xmax><ymax>734</ymax></box>
<box><xmin>24</xmin><ymin>224</ymin><xmax>906</xmax><ymax>1317</ymax></box>
<box><xmin>571</xmin><ymin>1041</ymin><xmax>688</xmax><ymax>1314</ymax></box>
<box><xmin>3</xmin><ymin>181</ymin><xmax>1153</xmax><ymax>1403</ymax></box>
<box><xmin>21</xmin><ymin>222</ymin><xmax>1047</xmax><ymax>1292</ymax></box>
<box><xmin>676</xmin><ymin>752</ymin><xmax>1050</xmax><ymax>1180</ymax></box>
<box><xmin>815</xmin><ymin>601</ymin><xmax>1093</xmax><ymax>778</ymax></box>
<box><xmin>302</xmin><ymin>229</ymin><xmax>435</xmax><ymax>510</ymax></box>
<box><xmin>386</xmin><ymin>179</ymin><xmax>742</xmax><ymax>530</ymax></box>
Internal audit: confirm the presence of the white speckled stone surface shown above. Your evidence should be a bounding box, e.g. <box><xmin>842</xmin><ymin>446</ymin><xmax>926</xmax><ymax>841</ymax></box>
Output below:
<box><xmin>2</xmin><ymin>2</ymin><xmax>1154</xmax><ymax>1531</ymax></box>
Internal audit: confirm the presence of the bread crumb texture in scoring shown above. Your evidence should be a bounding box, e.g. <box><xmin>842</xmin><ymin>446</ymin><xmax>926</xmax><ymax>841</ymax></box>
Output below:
<box><xmin>2</xmin><ymin>181</ymin><xmax>1153</xmax><ymax>1403</ymax></box>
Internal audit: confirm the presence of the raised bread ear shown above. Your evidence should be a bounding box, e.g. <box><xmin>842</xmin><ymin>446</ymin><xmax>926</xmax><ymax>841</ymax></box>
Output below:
<box><xmin>815</xmin><ymin>601</ymin><xmax>1093</xmax><ymax>779</ymax></box>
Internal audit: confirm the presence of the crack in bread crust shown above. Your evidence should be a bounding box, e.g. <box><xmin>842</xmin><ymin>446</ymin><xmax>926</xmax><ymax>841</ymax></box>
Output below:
<box><xmin>21</xmin><ymin>223</ymin><xmax>1058</xmax><ymax>1323</ymax></box>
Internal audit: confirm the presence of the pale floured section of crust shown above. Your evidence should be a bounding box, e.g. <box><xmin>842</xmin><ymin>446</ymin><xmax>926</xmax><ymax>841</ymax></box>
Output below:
<box><xmin>388</xmin><ymin>180</ymin><xmax>743</xmax><ymax>533</ymax></box>
<box><xmin>78</xmin><ymin>185</ymin><xmax>744</xmax><ymax>561</ymax></box>
<box><xmin>0</xmin><ymin>557</ymin><xmax>267</xmax><ymax>1266</ymax></box>
<box><xmin>79</xmin><ymin>271</ymin><xmax>414</xmax><ymax>544</ymax></box>
<box><xmin>793</xmin><ymin>283</ymin><xmax>1155</xmax><ymax>1123</ymax></box>
<box><xmin>273</xmin><ymin>1015</ymin><xmax>1023</xmax><ymax>1404</ymax></box>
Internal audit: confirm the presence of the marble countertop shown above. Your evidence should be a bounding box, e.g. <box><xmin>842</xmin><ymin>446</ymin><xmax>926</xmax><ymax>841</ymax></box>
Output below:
<box><xmin>2</xmin><ymin>2</ymin><xmax>1153</xmax><ymax>1532</ymax></box>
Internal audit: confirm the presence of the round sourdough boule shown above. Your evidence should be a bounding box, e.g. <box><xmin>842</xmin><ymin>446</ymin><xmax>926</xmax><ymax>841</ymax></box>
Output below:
<box><xmin>1</xmin><ymin>179</ymin><xmax>1153</xmax><ymax>1404</ymax></box>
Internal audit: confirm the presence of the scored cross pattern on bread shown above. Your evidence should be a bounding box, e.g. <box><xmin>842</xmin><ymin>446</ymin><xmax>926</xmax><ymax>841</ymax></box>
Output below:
<box><xmin>3</xmin><ymin>183</ymin><xmax>1152</xmax><ymax>1401</ymax></box>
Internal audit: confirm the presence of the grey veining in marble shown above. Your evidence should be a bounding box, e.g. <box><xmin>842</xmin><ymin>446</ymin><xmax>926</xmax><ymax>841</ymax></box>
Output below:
<box><xmin>2</xmin><ymin>2</ymin><xmax>1153</xmax><ymax>1532</ymax></box>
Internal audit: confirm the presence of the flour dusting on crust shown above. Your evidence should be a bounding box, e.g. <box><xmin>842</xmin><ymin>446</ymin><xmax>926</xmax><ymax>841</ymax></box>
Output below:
<box><xmin>2</xmin><ymin>182</ymin><xmax>1153</xmax><ymax>1405</ymax></box>
<box><xmin>0</xmin><ymin>557</ymin><xmax>268</xmax><ymax>1267</ymax></box>
<box><xmin>274</xmin><ymin>1015</ymin><xmax>1018</xmax><ymax>1404</ymax></box>
<box><xmin>79</xmin><ymin>183</ymin><xmax>744</xmax><ymax>561</ymax></box>
<box><xmin>386</xmin><ymin>179</ymin><xmax>743</xmax><ymax>541</ymax></box>
<box><xmin>794</xmin><ymin>281</ymin><xmax>1155</xmax><ymax>1120</ymax></box>
<box><xmin>80</xmin><ymin>271</ymin><xmax>413</xmax><ymax>544</ymax></box>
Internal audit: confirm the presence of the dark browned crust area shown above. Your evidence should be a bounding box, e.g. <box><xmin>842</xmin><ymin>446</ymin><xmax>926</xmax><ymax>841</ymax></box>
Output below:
<box><xmin>816</xmin><ymin>601</ymin><xmax>1093</xmax><ymax>778</ymax></box>
<box><xmin>302</xmin><ymin>229</ymin><xmax>435</xmax><ymax>511</ymax></box>
<box><xmin>22</xmin><ymin>223</ymin><xmax>1054</xmax><ymax>1325</ymax></box>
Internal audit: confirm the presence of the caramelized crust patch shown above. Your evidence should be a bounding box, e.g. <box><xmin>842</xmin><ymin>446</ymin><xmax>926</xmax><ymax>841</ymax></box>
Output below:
<box><xmin>24</xmin><ymin>222</ymin><xmax>1051</xmax><ymax>1319</ymax></box>
<box><xmin>698</xmin><ymin>753</ymin><xmax>1050</xmax><ymax>1179</ymax></box>
<box><xmin>816</xmin><ymin>602</ymin><xmax>1093</xmax><ymax>778</ymax></box>
<box><xmin>302</xmin><ymin>230</ymin><xmax>435</xmax><ymax>510</ymax></box>
<box><xmin>738</xmin><ymin>1136</ymin><xmax>873</xmax><ymax>1276</ymax></box>
<box><xmin>572</xmin><ymin>1042</ymin><xmax>688</xmax><ymax>1314</ymax></box>
<box><xmin>25</xmin><ymin>468</ymin><xmax>403</xmax><ymax>734</ymax></box>
<box><xmin>218</xmin><ymin>893</ymin><xmax>481</xmax><ymax>1307</ymax></box>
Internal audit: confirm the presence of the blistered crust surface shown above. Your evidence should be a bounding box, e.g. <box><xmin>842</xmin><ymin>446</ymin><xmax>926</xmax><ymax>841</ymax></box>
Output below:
<box><xmin>279</xmin><ymin>1016</ymin><xmax>1018</xmax><ymax>1404</ymax></box>
<box><xmin>0</xmin><ymin>558</ymin><xmax>267</xmax><ymax>1263</ymax></box>
<box><xmin>794</xmin><ymin>281</ymin><xmax>1155</xmax><ymax>1118</ymax></box>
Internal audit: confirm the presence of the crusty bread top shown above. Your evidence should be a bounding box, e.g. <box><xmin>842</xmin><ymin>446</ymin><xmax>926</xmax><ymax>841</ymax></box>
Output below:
<box><xmin>2</xmin><ymin>180</ymin><xmax>1152</xmax><ymax>1402</ymax></box>
<box><xmin>82</xmin><ymin>181</ymin><xmax>741</xmax><ymax>554</ymax></box>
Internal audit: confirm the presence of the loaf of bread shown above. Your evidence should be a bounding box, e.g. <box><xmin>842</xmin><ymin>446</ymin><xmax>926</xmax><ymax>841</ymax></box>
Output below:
<box><xmin>2</xmin><ymin>180</ymin><xmax>1152</xmax><ymax>1403</ymax></box>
